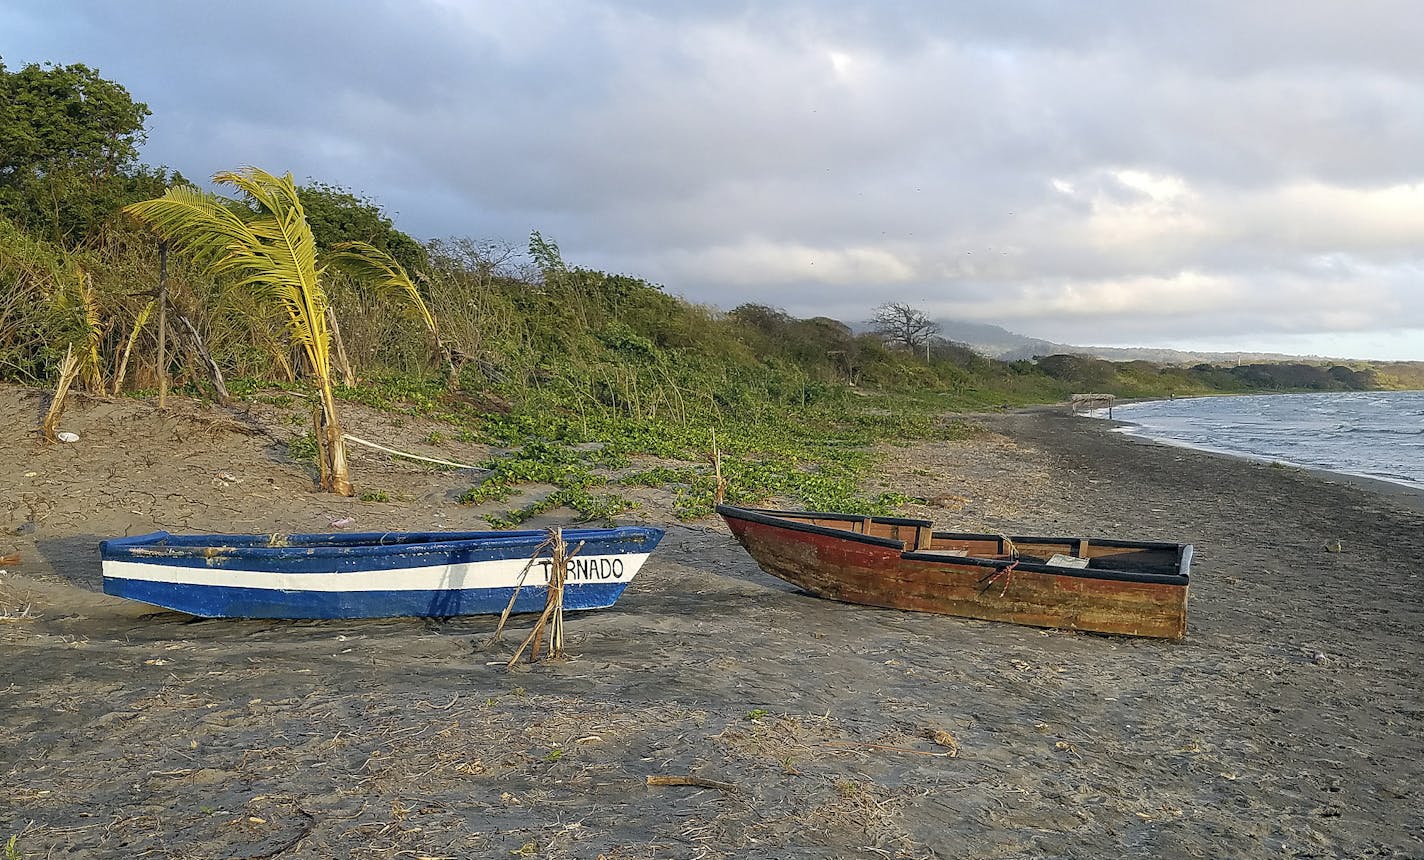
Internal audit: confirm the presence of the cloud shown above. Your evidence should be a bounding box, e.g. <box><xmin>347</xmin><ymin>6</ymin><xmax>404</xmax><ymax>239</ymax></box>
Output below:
<box><xmin>5</xmin><ymin>0</ymin><xmax>1422</xmax><ymax>358</ymax></box>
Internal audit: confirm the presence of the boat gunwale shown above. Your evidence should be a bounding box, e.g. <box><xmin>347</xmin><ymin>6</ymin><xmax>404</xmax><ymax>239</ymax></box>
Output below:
<box><xmin>100</xmin><ymin>526</ymin><xmax>665</xmax><ymax>562</ymax></box>
<box><xmin>717</xmin><ymin>504</ymin><xmax>1190</xmax><ymax>587</ymax></box>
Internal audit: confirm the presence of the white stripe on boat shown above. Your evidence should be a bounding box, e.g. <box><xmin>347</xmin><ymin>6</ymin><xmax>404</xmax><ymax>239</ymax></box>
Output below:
<box><xmin>102</xmin><ymin>552</ymin><xmax>651</xmax><ymax>592</ymax></box>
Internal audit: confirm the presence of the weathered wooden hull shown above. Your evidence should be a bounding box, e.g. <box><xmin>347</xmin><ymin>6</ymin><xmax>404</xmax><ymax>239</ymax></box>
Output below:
<box><xmin>100</xmin><ymin>526</ymin><xmax>665</xmax><ymax>619</ymax></box>
<box><xmin>718</xmin><ymin>505</ymin><xmax>1190</xmax><ymax>638</ymax></box>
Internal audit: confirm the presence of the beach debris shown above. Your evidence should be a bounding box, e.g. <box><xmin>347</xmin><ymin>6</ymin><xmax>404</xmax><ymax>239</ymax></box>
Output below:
<box><xmin>214</xmin><ymin>471</ymin><xmax>241</xmax><ymax>485</ymax></box>
<box><xmin>56</xmin><ymin>431</ymin><xmax>80</xmax><ymax>443</ymax></box>
<box><xmin>1324</xmin><ymin>540</ymin><xmax>1344</xmax><ymax>553</ymax></box>
<box><xmin>924</xmin><ymin>727</ymin><xmax>961</xmax><ymax>757</ymax></box>
<box><xmin>646</xmin><ymin>774</ymin><xmax>738</xmax><ymax>792</ymax></box>
<box><xmin>0</xmin><ymin>554</ymin><xmax>19</xmax><ymax>567</ymax></box>
<box><xmin>1312</xmin><ymin>652</ymin><xmax>1329</xmax><ymax>665</ymax></box>
<box><xmin>489</xmin><ymin>533</ymin><xmax>559</xmax><ymax>645</ymax></box>
<box><xmin>328</xmin><ymin>516</ymin><xmax>356</xmax><ymax>529</ymax></box>
<box><xmin>928</xmin><ymin>494</ymin><xmax>970</xmax><ymax>510</ymax></box>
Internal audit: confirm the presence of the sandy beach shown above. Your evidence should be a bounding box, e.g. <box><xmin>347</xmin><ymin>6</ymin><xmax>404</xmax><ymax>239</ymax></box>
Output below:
<box><xmin>2</xmin><ymin>386</ymin><xmax>1421</xmax><ymax>859</ymax></box>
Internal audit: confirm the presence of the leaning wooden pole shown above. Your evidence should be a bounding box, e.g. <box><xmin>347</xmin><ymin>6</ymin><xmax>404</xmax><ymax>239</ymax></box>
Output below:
<box><xmin>326</xmin><ymin>306</ymin><xmax>357</xmax><ymax>387</ymax></box>
<box><xmin>176</xmin><ymin>313</ymin><xmax>232</xmax><ymax>406</ymax></box>
<box><xmin>156</xmin><ymin>241</ymin><xmax>168</xmax><ymax>409</ymax></box>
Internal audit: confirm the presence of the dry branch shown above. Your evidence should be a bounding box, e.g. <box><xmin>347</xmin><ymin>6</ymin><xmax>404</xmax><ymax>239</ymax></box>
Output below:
<box><xmin>505</xmin><ymin>531</ymin><xmax>585</xmax><ymax>666</ymax></box>
<box><xmin>176</xmin><ymin>313</ymin><xmax>231</xmax><ymax>405</ymax></box>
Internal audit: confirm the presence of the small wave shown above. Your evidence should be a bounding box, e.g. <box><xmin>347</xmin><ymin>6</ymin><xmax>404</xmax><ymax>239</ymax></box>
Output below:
<box><xmin>1113</xmin><ymin>391</ymin><xmax>1424</xmax><ymax>488</ymax></box>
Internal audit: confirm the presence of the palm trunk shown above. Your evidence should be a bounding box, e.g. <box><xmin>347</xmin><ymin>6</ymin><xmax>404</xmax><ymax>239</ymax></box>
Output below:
<box><xmin>316</xmin><ymin>376</ymin><xmax>353</xmax><ymax>496</ymax></box>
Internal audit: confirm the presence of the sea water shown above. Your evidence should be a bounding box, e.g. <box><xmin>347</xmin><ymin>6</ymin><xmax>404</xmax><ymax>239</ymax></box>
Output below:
<box><xmin>1099</xmin><ymin>391</ymin><xmax>1424</xmax><ymax>490</ymax></box>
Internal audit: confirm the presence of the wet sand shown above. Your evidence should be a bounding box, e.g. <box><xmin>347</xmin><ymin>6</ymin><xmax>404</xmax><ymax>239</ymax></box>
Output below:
<box><xmin>2</xmin><ymin>389</ymin><xmax>1421</xmax><ymax>858</ymax></box>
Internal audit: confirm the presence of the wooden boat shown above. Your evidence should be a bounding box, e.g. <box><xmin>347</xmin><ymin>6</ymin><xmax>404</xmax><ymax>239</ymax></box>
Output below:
<box><xmin>99</xmin><ymin>526</ymin><xmax>664</xmax><ymax>619</ymax></box>
<box><xmin>717</xmin><ymin>505</ymin><xmax>1190</xmax><ymax>638</ymax></box>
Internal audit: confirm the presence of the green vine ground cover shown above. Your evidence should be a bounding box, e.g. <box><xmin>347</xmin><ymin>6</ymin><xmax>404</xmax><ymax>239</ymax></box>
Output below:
<box><xmin>308</xmin><ymin>375</ymin><xmax>985</xmax><ymax>526</ymax></box>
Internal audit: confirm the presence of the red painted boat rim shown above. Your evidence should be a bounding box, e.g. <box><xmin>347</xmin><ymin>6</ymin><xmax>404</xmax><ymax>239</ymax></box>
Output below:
<box><xmin>716</xmin><ymin>503</ymin><xmax>1191</xmax><ymax>587</ymax></box>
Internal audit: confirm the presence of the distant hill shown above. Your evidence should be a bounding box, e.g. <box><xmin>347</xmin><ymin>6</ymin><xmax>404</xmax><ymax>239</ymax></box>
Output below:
<box><xmin>934</xmin><ymin>319</ymin><xmax>1342</xmax><ymax>364</ymax></box>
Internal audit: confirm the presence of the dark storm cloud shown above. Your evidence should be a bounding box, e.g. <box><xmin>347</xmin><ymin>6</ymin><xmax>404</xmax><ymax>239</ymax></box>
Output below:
<box><xmin>4</xmin><ymin>0</ymin><xmax>1421</xmax><ymax>357</ymax></box>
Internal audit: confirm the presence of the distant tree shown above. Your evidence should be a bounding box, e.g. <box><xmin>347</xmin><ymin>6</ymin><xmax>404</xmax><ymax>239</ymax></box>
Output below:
<box><xmin>870</xmin><ymin>302</ymin><xmax>940</xmax><ymax>350</ymax></box>
<box><xmin>0</xmin><ymin>59</ymin><xmax>176</xmax><ymax>245</ymax></box>
<box><xmin>730</xmin><ymin>303</ymin><xmax>794</xmax><ymax>338</ymax></box>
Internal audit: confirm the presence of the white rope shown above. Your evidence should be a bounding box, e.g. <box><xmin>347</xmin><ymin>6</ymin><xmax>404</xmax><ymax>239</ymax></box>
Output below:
<box><xmin>341</xmin><ymin>433</ymin><xmax>481</xmax><ymax>470</ymax></box>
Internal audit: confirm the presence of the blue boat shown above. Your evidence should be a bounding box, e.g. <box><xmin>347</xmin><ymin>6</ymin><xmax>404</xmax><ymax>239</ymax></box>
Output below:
<box><xmin>99</xmin><ymin>526</ymin><xmax>665</xmax><ymax>619</ymax></box>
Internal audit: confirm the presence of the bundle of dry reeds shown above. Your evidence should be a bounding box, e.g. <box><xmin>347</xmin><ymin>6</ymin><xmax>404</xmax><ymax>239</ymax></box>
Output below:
<box><xmin>495</xmin><ymin>528</ymin><xmax>584</xmax><ymax>666</ymax></box>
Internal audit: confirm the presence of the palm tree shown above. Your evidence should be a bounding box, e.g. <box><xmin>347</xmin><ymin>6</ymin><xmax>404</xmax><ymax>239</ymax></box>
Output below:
<box><xmin>124</xmin><ymin>168</ymin><xmax>371</xmax><ymax>494</ymax></box>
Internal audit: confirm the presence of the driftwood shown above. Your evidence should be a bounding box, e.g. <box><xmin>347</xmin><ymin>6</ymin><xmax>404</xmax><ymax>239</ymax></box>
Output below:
<box><xmin>645</xmin><ymin>775</ymin><xmax>738</xmax><ymax>792</ymax></box>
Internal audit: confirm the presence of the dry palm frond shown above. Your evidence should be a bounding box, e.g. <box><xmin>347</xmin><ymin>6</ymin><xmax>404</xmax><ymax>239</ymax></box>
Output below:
<box><xmin>75</xmin><ymin>268</ymin><xmax>105</xmax><ymax>393</ymax></box>
<box><xmin>41</xmin><ymin>344</ymin><xmax>80</xmax><ymax>441</ymax></box>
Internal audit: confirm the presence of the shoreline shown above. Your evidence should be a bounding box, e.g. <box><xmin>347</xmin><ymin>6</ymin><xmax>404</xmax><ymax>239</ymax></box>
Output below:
<box><xmin>1100</xmin><ymin>420</ymin><xmax>1424</xmax><ymax>512</ymax></box>
<box><xmin>1080</xmin><ymin>389</ymin><xmax>1424</xmax><ymax>509</ymax></box>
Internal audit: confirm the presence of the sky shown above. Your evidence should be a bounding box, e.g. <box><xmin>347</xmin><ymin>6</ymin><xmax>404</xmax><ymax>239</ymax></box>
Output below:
<box><xmin>4</xmin><ymin>1</ymin><xmax>1423</xmax><ymax>360</ymax></box>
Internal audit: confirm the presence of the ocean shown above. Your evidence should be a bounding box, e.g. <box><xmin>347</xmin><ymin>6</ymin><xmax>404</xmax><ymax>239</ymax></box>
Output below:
<box><xmin>1097</xmin><ymin>391</ymin><xmax>1424</xmax><ymax>490</ymax></box>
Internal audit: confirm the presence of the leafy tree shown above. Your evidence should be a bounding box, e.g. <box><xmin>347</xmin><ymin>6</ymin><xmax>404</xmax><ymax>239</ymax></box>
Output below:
<box><xmin>0</xmin><ymin>58</ymin><xmax>176</xmax><ymax>245</ymax></box>
<box><xmin>870</xmin><ymin>302</ymin><xmax>941</xmax><ymax>350</ymax></box>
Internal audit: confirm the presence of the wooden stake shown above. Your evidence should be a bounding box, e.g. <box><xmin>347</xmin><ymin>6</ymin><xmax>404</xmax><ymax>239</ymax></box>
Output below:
<box><xmin>712</xmin><ymin>432</ymin><xmax>726</xmax><ymax>505</ymax></box>
<box><xmin>157</xmin><ymin>242</ymin><xmax>168</xmax><ymax>409</ymax></box>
